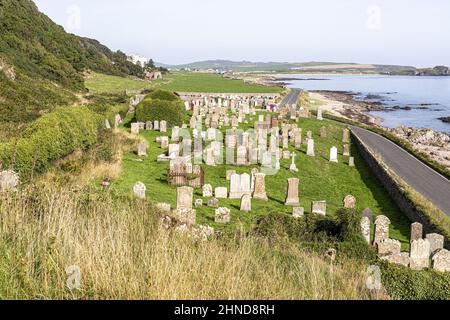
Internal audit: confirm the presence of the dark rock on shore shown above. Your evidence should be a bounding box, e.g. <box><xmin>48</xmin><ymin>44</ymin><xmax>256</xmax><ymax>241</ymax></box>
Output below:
<box><xmin>438</xmin><ymin>117</ymin><xmax>450</xmax><ymax>123</ymax></box>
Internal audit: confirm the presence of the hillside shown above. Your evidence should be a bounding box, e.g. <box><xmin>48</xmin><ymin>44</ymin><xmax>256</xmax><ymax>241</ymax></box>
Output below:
<box><xmin>0</xmin><ymin>0</ymin><xmax>145</xmax><ymax>123</ymax></box>
<box><xmin>158</xmin><ymin>59</ymin><xmax>419</xmax><ymax>74</ymax></box>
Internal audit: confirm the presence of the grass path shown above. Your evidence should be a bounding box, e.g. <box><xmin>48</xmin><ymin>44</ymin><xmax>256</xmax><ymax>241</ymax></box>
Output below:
<box><xmin>111</xmin><ymin>113</ymin><xmax>410</xmax><ymax>248</ymax></box>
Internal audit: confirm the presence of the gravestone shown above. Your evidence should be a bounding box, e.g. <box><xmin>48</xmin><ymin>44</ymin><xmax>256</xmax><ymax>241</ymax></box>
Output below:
<box><xmin>175</xmin><ymin>208</ymin><xmax>196</xmax><ymax>225</ymax></box>
<box><xmin>349</xmin><ymin>157</ymin><xmax>355</xmax><ymax>167</ymax></box>
<box><xmin>105</xmin><ymin>119</ymin><xmax>111</xmax><ymax>129</ymax></box>
<box><xmin>160</xmin><ymin>120</ymin><xmax>167</xmax><ymax>133</ymax></box>
<box><xmin>320</xmin><ymin>126</ymin><xmax>327</xmax><ymax>138</ymax></box>
<box><xmin>317</xmin><ymin>108</ymin><xmax>323</xmax><ymax>120</ymax></box>
<box><xmin>361</xmin><ymin>217</ymin><xmax>371</xmax><ymax>244</ymax></box>
<box><xmin>343</xmin><ymin>128</ymin><xmax>350</xmax><ymax>143</ymax></box>
<box><xmin>432</xmin><ymin>249</ymin><xmax>450</xmax><ymax>272</ymax></box>
<box><xmin>160</xmin><ymin>136</ymin><xmax>169</xmax><ymax>149</ymax></box>
<box><xmin>306</xmin><ymin>139</ymin><xmax>315</xmax><ymax>157</ymax></box>
<box><xmin>311</xmin><ymin>201</ymin><xmax>327</xmax><ymax>216</ymax></box>
<box><xmin>343</xmin><ymin>144</ymin><xmax>350</xmax><ymax>157</ymax></box>
<box><xmin>292</xmin><ymin>207</ymin><xmax>304</xmax><ymax>218</ymax></box>
<box><xmin>410</xmin><ymin>222</ymin><xmax>423</xmax><ymax>242</ymax></box>
<box><xmin>146</xmin><ymin>121</ymin><xmax>153</xmax><ymax>130</ymax></box>
<box><xmin>172</xmin><ymin>126</ymin><xmax>180</xmax><ymax>141</ymax></box>
<box><xmin>215</xmin><ymin>187</ymin><xmax>228</xmax><ymax>199</ymax></box>
<box><xmin>285</xmin><ymin>178</ymin><xmax>300</xmax><ymax>206</ymax></box>
<box><xmin>156</xmin><ymin>202</ymin><xmax>171</xmax><ymax>212</ymax></box>
<box><xmin>133</xmin><ymin>182</ymin><xmax>146</xmax><ymax>199</ymax></box>
<box><xmin>131</xmin><ymin>123</ymin><xmax>140</xmax><ymax>135</ymax></box>
<box><xmin>208</xmin><ymin>197</ymin><xmax>219</xmax><ymax>208</ymax></box>
<box><xmin>410</xmin><ymin>239</ymin><xmax>430</xmax><ymax>270</ymax></box>
<box><xmin>195</xmin><ymin>199</ymin><xmax>203</xmax><ymax>207</ymax></box>
<box><xmin>176</xmin><ymin>186</ymin><xmax>193</xmax><ymax>210</ymax></box>
<box><xmin>0</xmin><ymin>170</ymin><xmax>19</xmax><ymax>192</ymax></box>
<box><xmin>343</xmin><ymin>195</ymin><xmax>356</xmax><ymax>209</ymax></box>
<box><xmin>329</xmin><ymin>146</ymin><xmax>338</xmax><ymax>162</ymax></box>
<box><xmin>362</xmin><ymin>208</ymin><xmax>373</xmax><ymax>221</ymax></box>
<box><xmin>253</xmin><ymin>173</ymin><xmax>268</xmax><ymax>201</ymax></box>
<box><xmin>114</xmin><ymin>114</ymin><xmax>122</xmax><ymax>128</ymax></box>
<box><xmin>426</xmin><ymin>233</ymin><xmax>444</xmax><ymax>256</ymax></box>
<box><xmin>154</xmin><ymin>120</ymin><xmax>160</xmax><ymax>131</ymax></box>
<box><xmin>240</xmin><ymin>194</ymin><xmax>252</xmax><ymax>212</ymax></box>
<box><xmin>374</xmin><ymin>215</ymin><xmax>390</xmax><ymax>245</ymax></box>
<box><xmin>377</xmin><ymin>239</ymin><xmax>401</xmax><ymax>257</ymax></box>
<box><xmin>202</xmin><ymin>184</ymin><xmax>213</xmax><ymax>197</ymax></box>
<box><xmin>215</xmin><ymin>207</ymin><xmax>231</xmax><ymax>224</ymax></box>
<box><xmin>137</xmin><ymin>142</ymin><xmax>148</xmax><ymax>157</ymax></box>
<box><xmin>236</xmin><ymin>146</ymin><xmax>248</xmax><ymax>166</ymax></box>
<box><xmin>289</xmin><ymin>152</ymin><xmax>298</xmax><ymax>172</ymax></box>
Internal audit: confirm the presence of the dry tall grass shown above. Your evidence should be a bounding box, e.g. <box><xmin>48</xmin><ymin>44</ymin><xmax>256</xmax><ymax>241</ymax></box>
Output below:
<box><xmin>0</xmin><ymin>180</ymin><xmax>376</xmax><ymax>300</ymax></box>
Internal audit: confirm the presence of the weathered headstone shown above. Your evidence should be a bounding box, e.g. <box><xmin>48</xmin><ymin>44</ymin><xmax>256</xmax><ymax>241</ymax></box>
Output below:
<box><xmin>311</xmin><ymin>201</ymin><xmax>327</xmax><ymax>216</ymax></box>
<box><xmin>156</xmin><ymin>202</ymin><xmax>171</xmax><ymax>212</ymax></box>
<box><xmin>154</xmin><ymin>120</ymin><xmax>160</xmax><ymax>131</ymax></box>
<box><xmin>160</xmin><ymin>136</ymin><xmax>169</xmax><ymax>149</ymax></box>
<box><xmin>361</xmin><ymin>216</ymin><xmax>371</xmax><ymax>244</ymax></box>
<box><xmin>194</xmin><ymin>199</ymin><xmax>203</xmax><ymax>207</ymax></box>
<box><xmin>285</xmin><ymin>178</ymin><xmax>300</xmax><ymax>206</ymax></box>
<box><xmin>306</xmin><ymin>139</ymin><xmax>315</xmax><ymax>157</ymax></box>
<box><xmin>215</xmin><ymin>207</ymin><xmax>231</xmax><ymax>224</ymax></box>
<box><xmin>131</xmin><ymin>123</ymin><xmax>140</xmax><ymax>135</ymax></box>
<box><xmin>432</xmin><ymin>249</ymin><xmax>450</xmax><ymax>272</ymax></box>
<box><xmin>320</xmin><ymin>126</ymin><xmax>327</xmax><ymax>138</ymax></box>
<box><xmin>292</xmin><ymin>207</ymin><xmax>304</xmax><ymax>218</ymax></box>
<box><xmin>426</xmin><ymin>233</ymin><xmax>444</xmax><ymax>256</ymax></box>
<box><xmin>208</xmin><ymin>197</ymin><xmax>219</xmax><ymax>208</ymax></box>
<box><xmin>176</xmin><ymin>186</ymin><xmax>193</xmax><ymax>210</ymax></box>
<box><xmin>253</xmin><ymin>173</ymin><xmax>268</xmax><ymax>201</ymax></box>
<box><xmin>410</xmin><ymin>238</ymin><xmax>431</xmax><ymax>270</ymax></box>
<box><xmin>410</xmin><ymin>222</ymin><xmax>423</xmax><ymax>242</ymax></box>
<box><xmin>133</xmin><ymin>182</ymin><xmax>146</xmax><ymax>199</ymax></box>
<box><xmin>343</xmin><ymin>195</ymin><xmax>356</xmax><ymax>209</ymax></box>
<box><xmin>349</xmin><ymin>157</ymin><xmax>355</xmax><ymax>167</ymax></box>
<box><xmin>343</xmin><ymin>144</ymin><xmax>350</xmax><ymax>157</ymax></box>
<box><xmin>202</xmin><ymin>184</ymin><xmax>213</xmax><ymax>197</ymax></box>
<box><xmin>377</xmin><ymin>239</ymin><xmax>401</xmax><ymax>257</ymax></box>
<box><xmin>374</xmin><ymin>215</ymin><xmax>390</xmax><ymax>245</ymax></box>
<box><xmin>240</xmin><ymin>194</ymin><xmax>252</xmax><ymax>212</ymax></box>
<box><xmin>343</xmin><ymin>128</ymin><xmax>350</xmax><ymax>143</ymax></box>
<box><xmin>137</xmin><ymin>142</ymin><xmax>148</xmax><ymax>157</ymax></box>
<box><xmin>160</xmin><ymin>120</ymin><xmax>167</xmax><ymax>133</ymax></box>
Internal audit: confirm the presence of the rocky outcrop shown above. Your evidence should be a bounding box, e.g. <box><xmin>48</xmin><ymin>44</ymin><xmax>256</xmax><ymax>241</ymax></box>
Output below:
<box><xmin>388</xmin><ymin>126</ymin><xmax>450</xmax><ymax>169</ymax></box>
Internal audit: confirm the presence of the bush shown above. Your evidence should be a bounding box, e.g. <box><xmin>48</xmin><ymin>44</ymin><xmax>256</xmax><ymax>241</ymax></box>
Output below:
<box><xmin>380</xmin><ymin>261</ymin><xmax>450</xmax><ymax>300</ymax></box>
<box><xmin>148</xmin><ymin>89</ymin><xmax>179</xmax><ymax>101</ymax></box>
<box><xmin>0</xmin><ymin>107</ymin><xmax>101</xmax><ymax>180</ymax></box>
<box><xmin>135</xmin><ymin>96</ymin><xmax>185</xmax><ymax>128</ymax></box>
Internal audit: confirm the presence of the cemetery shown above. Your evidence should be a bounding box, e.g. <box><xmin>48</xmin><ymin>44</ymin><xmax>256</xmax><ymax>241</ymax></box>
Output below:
<box><xmin>113</xmin><ymin>91</ymin><xmax>413</xmax><ymax>246</ymax></box>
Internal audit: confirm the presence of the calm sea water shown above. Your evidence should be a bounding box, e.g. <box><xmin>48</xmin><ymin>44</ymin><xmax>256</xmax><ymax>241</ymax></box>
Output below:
<box><xmin>281</xmin><ymin>75</ymin><xmax>450</xmax><ymax>133</ymax></box>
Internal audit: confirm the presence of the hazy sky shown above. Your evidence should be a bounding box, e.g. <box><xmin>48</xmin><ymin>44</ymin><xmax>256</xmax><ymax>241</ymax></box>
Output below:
<box><xmin>34</xmin><ymin>0</ymin><xmax>450</xmax><ymax>67</ymax></box>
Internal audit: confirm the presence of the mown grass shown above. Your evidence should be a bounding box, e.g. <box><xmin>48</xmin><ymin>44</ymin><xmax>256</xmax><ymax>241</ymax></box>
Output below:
<box><xmin>111</xmin><ymin>112</ymin><xmax>410</xmax><ymax>248</ymax></box>
<box><xmin>85</xmin><ymin>72</ymin><xmax>283</xmax><ymax>94</ymax></box>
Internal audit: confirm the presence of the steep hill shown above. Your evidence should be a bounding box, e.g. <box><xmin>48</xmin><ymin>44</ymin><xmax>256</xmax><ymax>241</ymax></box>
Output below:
<box><xmin>0</xmin><ymin>0</ymin><xmax>145</xmax><ymax>123</ymax></box>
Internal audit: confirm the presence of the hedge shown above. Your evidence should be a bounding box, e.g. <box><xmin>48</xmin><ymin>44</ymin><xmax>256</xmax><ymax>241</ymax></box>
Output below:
<box><xmin>148</xmin><ymin>89</ymin><xmax>179</xmax><ymax>101</ymax></box>
<box><xmin>135</xmin><ymin>97</ymin><xmax>185</xmax><ymax>128</ymax></box>
<box><xmin>0</xmin><ymin>107</ymin><xmax>101</xmax><ymax>180</ymax></box>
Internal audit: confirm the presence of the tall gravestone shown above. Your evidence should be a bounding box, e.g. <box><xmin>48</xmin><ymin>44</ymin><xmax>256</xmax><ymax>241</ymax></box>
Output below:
<box><xmin>374</xmin><ymin>215</ymin><xmax>390</xmax><ymax>245</ymax></box>
<box><xmin>285</xmin><ymin>178</ymin><xmax>300</xmax><ymax>206</ymax></box>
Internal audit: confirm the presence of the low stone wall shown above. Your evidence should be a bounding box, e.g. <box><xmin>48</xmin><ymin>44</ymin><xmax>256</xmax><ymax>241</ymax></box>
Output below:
<box><xmin>352</xmin><ymin>131</ymin><xmax>450</xmax><ymax>247</ymax></box>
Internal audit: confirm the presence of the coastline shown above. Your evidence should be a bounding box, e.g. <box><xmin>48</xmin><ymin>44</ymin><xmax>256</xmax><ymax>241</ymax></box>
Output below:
<box><xmin>311</xmin><ymin>90</ymin><xmax>450</xmax><ymax>170</ymax></box>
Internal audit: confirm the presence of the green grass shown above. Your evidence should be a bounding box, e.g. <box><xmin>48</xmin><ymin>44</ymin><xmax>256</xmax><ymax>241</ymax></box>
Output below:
<box><xmin>85</xmin><ymin>72</ymin><xmax>283</xmax><ymax>94</ymax></box>
<box><xmin>111</xmin><ymin>113</ymin><xmax>410</xmax><ymax>248</ymax></box>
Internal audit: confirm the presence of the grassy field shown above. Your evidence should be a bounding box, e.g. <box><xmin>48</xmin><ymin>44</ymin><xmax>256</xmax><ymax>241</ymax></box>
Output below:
<box><xmin>85</xmin><ymin>72</ymin><xmax>283</xmax><ymax>94</ymax></box>
<box><xmin>112</xmin><ymin>112</ymin><xmax>410</xmax><ymax>248</ymax></box>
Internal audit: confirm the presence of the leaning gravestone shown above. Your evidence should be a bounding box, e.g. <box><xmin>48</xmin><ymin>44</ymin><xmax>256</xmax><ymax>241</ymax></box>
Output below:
<box><xmin>133</xmin><ymin>182</ymin><xmax>146</xmax><ymax>199</ymax></box>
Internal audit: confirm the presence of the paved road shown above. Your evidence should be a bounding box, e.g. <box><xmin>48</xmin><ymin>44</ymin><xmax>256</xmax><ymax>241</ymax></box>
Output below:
<box><xmin>351</xmin><ymin>126</ymin><xmax>450</xmax><ymax>216</ymax></box>
<box><xmin>278</xmin><ymin>89</ymin><xmax>301</xmax><ymax>108</ymax></box>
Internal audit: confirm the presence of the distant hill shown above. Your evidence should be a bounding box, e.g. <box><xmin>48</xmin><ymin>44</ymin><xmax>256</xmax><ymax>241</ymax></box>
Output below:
<box><xmin>0</xmin><ymin>0</ymin><xmax>146</xmax><ymax>123</ymax></box>
<box><xmin>157</xmin><ymin>59</ymin><xmax>420</xmax><ymax>75</ymax></box>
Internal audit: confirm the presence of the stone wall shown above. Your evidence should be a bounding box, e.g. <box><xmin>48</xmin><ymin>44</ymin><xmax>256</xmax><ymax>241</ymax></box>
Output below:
<box><xmin>352</xmin><ymin>131</ymin><xmax>450</xmax><ymax>248</ymax></box>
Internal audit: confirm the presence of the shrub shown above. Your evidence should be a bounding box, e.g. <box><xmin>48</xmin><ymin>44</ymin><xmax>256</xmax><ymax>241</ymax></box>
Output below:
<box><xmin>0</xmin><ymin>107</ymin><xmax>101</xmax><ymax>180</ymax></box>
<box><xmin>380</xmin><ymin>261</ymin><xmax>450</xmax><ymax>300</ymax></box>
<box><xmin>135</xmin><ymin>97</ymin><xmax>185</xmax><ymax>128</ymax></box>
<box><xmin>148</xmin><ymin>89</ymin><xmax>179</xmax><ymax>101</ymax></box>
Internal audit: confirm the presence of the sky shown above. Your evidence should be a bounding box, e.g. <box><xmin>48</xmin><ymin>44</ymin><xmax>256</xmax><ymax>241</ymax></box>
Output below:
<box><xmin>33</xmin><ymin>0</ymin><xmax>450</xmax><ymax>67</ymax></box>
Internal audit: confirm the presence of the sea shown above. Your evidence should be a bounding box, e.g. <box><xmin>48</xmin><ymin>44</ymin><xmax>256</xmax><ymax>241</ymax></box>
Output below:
<box><xmin>279</xmin><ymin>75</ymin><xmax>450</xmax><ymax>133</ymax></box>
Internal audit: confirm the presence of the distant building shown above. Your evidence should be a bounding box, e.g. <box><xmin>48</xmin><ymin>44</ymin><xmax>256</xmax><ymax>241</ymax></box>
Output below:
<box><xmin>127</xmin><ymin>54</ymin><xmax>149</xmax><ymax>67</ymax></box>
